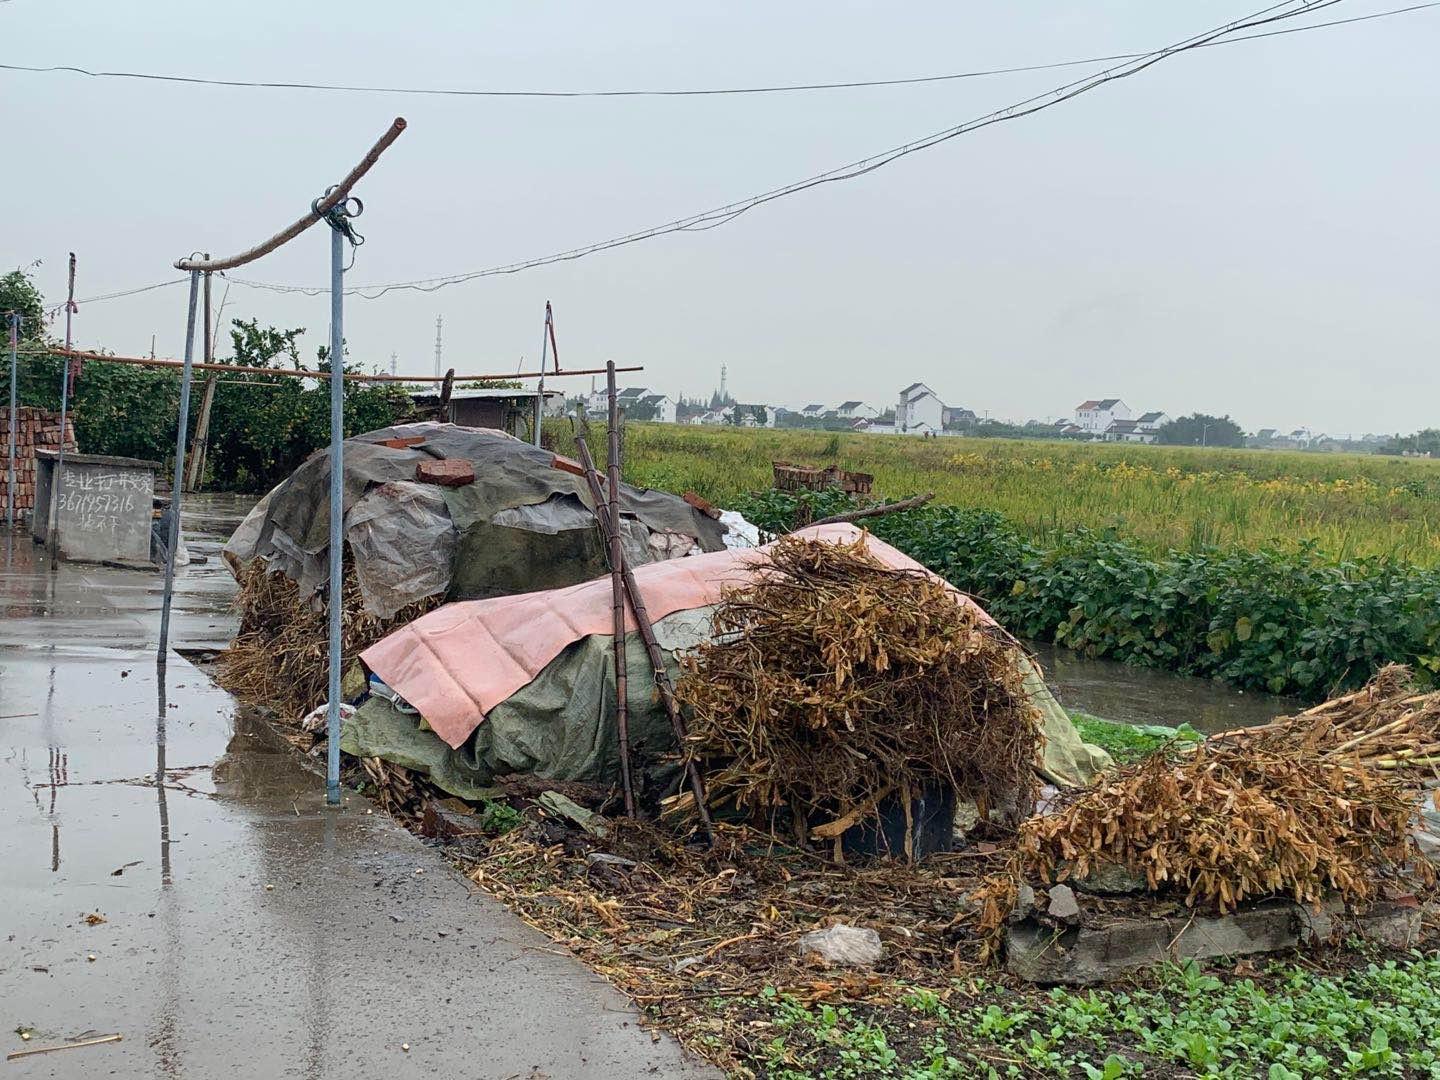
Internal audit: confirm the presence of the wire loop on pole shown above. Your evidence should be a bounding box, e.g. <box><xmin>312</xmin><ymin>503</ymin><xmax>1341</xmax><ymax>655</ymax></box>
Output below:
<box><xmin>313</xmin><ymin>189</ymin><xmax>364</xmax><ymax>271</ymax></box>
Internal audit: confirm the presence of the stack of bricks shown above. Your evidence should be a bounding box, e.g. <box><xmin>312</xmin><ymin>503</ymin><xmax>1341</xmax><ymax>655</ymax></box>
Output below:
<box><xmin>0</xmin><ymin>406</ymin><xmax>79</xmax><ymax>518</ymax></box>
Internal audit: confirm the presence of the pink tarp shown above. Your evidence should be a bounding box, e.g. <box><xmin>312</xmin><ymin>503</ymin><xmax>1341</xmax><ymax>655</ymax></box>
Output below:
<box><xmin>361</xmin><ymin>522</ymin><xmax>990</xmax><ymax>750</ymax></box>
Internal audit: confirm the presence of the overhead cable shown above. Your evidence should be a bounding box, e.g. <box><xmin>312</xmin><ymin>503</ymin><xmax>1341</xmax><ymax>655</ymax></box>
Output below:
<box><xmin>0</xmin><ymin>3</ymin><xmax>1431</xmax><ymax>99</ymax></box>
<box><xmin>228</xmin><ymin>0</ymin><xmax>1354</xmax><ymax>301</ymax></box>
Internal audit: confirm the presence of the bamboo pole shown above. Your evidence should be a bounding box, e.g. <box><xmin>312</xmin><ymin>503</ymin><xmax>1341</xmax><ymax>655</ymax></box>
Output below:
<box><xmin>7</xmin><ymin>1033</ymin><xmax>122</xmax><ymax>1060</ymax></box>
<box><xmin>574</xmin><ymin>434</ymin><xmax>716</xmax><ymax>844</ymax></box>
<box><xmin>25</xmin><ymin>348</ymin><xmax>641</xmax><ymax>384</ymax></box>
<box><xmin>185</xmin><ymin>266</ymin><xmax>217</xmax><ymax>492</ymax></box>
<box><xmin>174</xmin><ymin>119</ymin><xmax>407</xmax><ymax>272</ymax></box>
<box><xmin>602</xmin><ymin>370</ymin><xmax>636</xmax><ymax>818</ymax></box>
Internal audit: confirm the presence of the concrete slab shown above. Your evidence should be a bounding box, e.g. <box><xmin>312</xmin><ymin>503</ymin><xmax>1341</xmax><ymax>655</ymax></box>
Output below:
<box><xmin>0</xmin><ymin>508</ymin><xmax>718</xmax><ymax>1079</ymax></box>
<box><xmin>1007</xmin><ymin>899</ymin><xmax>1427</xmax><ymax>986</ymax></box>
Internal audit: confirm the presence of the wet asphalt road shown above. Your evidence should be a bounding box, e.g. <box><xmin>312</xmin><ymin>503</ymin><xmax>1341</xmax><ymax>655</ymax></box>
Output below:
<box><xmin>0</xmin><ymin>502</ymin><xmax>717</xmax><ymax>1079</ymax></box>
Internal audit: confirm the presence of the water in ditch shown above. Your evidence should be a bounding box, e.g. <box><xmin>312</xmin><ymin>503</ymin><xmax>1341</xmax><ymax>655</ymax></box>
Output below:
<box><xmin>1028</xmin><ymin>640</ymin><xmax>1299</xmax><ymax>734</ymax></box>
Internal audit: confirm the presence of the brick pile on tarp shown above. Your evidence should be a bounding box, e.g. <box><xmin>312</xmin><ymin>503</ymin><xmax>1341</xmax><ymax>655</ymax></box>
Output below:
<box><xmin>0</xmin><ymin>406</ymin><xmax>78</xmax><ymax>517</ymax></box>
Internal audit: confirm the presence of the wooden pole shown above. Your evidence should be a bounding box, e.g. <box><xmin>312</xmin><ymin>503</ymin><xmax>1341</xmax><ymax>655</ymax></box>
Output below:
<box><xmin>7</xmin><ymin>1033</ymin><xmax>122</xmax><ymax>1060</ymax></box>
<box><xmin>174</xmin><ymin>118</ymin><xmax>407</xmax><ymax>272</ymax></box>
<box><xmin>805</xmin><ymin>492</ymin><xmax>934</xmax><ymax>528</ymax></box>
<box><xmin>603</xmin><ymin>364</ymin><xmax>636</xmax><ymax>818</ymax></box>
<box><xmin>574</xmin><ymin>435</ymin><xmax>715</xmax><ymax>843</ymax></box>
<box><xmin>24</xmin><ymin>348</ymin><xmax>641</xmax><ymax>385</ymax></box>
<box><xmin>185</xmin><ymin>267</ymin><xmax>217</xmax><ymax>492</ymax></box>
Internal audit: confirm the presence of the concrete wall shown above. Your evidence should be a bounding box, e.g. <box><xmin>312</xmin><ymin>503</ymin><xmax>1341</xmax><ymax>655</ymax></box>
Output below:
<box><xmin>33</xmin><ymin>453</ymin><xmax>158</xmax><ymax>564</ymax></box>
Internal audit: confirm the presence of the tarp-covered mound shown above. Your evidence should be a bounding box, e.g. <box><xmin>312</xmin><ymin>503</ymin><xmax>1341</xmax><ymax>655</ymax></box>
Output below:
<box><xmin>224</xmin><ymin>421</ymin><xmax>727</xmax><ymax>617</ymax></box>
<box><xmin>348</xmin><ymin>523</ymin><xmax>1112</xmax><ymax>801</ymax></box>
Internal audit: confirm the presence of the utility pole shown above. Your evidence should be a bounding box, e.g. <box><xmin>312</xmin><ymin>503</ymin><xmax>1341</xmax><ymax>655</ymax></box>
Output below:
<box><xmin>5</xmin><ymin>311</ymin><xmax>18</xmax><ymax>530</ymax></box>
<box><xmin>48</xmin><ymin>253</ymin><xmax>78</xmax><ymax>571</ymax></box>
<box><xmin>433</xmin><ymin>315</ymin><xmax>443</xmax><ymax>379</ymax></box>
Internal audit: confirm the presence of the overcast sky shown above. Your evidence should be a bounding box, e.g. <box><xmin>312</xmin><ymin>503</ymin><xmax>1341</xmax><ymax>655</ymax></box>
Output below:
<box><xmin>5</xmin><ymin>0</ymin><xmax>1438</xmax><ymax>434</ymax></box>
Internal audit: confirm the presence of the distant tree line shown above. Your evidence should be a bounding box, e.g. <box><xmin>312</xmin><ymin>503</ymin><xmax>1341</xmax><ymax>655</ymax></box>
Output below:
<box><xmin>1156</xmin><ymin>413</ymin><xmax>1246</xmax><ymax>448</ymax></box>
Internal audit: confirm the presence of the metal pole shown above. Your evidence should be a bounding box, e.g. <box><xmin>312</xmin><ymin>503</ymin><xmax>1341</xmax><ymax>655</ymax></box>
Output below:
<box><xmin>5</xmin><ymin>313</ymin><xmax>18</xmax><ymax>529</ymax></box>
<box><xmin>157</xmin><ymin>271</ymin><xmax>201</xmax><ymax>663</ymax></box>
<box><xmin>47</xmin><ymin>254</ymin><xmax>77</xmax><ymax>570</ymax></box>
<box><xmin>325</xmin><ymin>223</ymin><xmax>345</xmax><ymax>806</ymax></box>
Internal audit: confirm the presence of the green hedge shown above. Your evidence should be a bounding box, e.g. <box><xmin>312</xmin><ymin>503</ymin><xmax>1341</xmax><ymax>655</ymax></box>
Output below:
<box><xmin>735</xmin><ymin>492</ymin><xmax>1440</xmax><ymax>702</ymax></box>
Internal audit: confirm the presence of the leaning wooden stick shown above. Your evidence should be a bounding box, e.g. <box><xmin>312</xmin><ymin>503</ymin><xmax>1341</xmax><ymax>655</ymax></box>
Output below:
<box><xmin>575</xmin><ymin>435</ymin><xmax>716</xmax><ymax>845</ymax></box>
<box><xmin>603</xmin><ymin>373</ymin><xmax>637</xmax><ymax>819</ymax></box>
<box><xmin>805</xmin><ymin>492</ymin><xmax>934</xmax><ymax>528</ymax></box>
<box><xmin>7</xmin><ymin>1033</ymin><xmax>122</xmax><ymax>1060</ymax></box>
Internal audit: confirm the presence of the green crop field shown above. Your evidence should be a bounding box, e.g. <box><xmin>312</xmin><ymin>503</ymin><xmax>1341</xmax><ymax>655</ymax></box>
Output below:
<box><xmin>570</xmin><ymin>424</ymin><xmax>1440</xmax><ymax>566</ymax></box>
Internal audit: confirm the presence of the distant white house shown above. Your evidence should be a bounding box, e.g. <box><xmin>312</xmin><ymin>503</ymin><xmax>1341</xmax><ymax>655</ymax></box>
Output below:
<box><xmin>1103</xmin><ymin>420</ymin><xmax>1152</xmax><ymax>443</ymax></box>
<box><xmin>1103</xmin><ymin>410</ymin><xmax>1170</xmax><ymax>444</ymax></box>
<box><xmin>1075</xmin><ymin>398</ymin><xmax>1131</xmax><ymax>434</ymax></box>
<box><xmin>590</xmin><ymin>386</ymin><xmax>677</xmax><ymax>423</ymax></box>
<box><xmin>728</xmin><ymin>404</ymin><xmax>776</xmax><ymax>428</ymax></box>
<box><xmin>638</xmin><ymin>393</ymin><xmax>677</xmax><ymax>423</ymax></box>
<box><xmin>855</xmin><ymin>419</ymin><xmax>896</xmax><ymax>436</ymax></box>
<box><xmin>833</xmin><ymin>400</ymin><xmax>880</xmax><ymax>421</ymax></box>
<box><xmin>896</xmin><ymin>383</ymin><xmax>945</xmax><ymax>435</ymax></box>
<box><xmin>1135</xmin><ymin>410</ymin><xmax>1170</xmax><ymax>434</ymax></box>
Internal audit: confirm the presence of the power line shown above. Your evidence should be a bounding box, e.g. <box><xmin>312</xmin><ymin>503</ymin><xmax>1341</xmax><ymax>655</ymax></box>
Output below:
<box><xmin>0</xmin><ymin>3</ymin><xmax>1431</xmax><ymax>100</ymax></box>
<box><xmin>37</xmin><ymin>0</ymin><xmax>1425</xmax><ymax>312</ymax></box>
<box><xmin>74</xmin><ymin>278</ymin><xmax>189</xmax><ymax>305</ymax></box>
<box><xmin>228</xmin><ymin>0</ymin><xmax>1358</xmax><ymax>302</ymax></box>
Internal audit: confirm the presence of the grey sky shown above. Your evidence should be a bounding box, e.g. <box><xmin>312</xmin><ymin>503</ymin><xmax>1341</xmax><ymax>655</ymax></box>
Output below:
<box><xmin>5</xmin><ymin>0</ymin><xmax>1437</xmax><ymax>435</ymax></box>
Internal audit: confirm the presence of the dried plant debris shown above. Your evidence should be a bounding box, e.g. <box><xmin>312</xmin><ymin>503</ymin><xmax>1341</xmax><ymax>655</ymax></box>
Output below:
<box><xmin>976</xmin><ymin>666</ymin><xmax>1440</xmax><ymax>950</ymax></box>
<box><xmin>219</xmin><ymin>557</ymin><xmax>442</xmax><ymax>721</ymax></box>
<box><xmin>458</xmin><ymin>818</ymin><xmax>1004</xmax><ymax>1072</ymax></box>
<box><xmin>676</xmin><ymin>534</ymin><xmax>1041</xmax><ymax>844</ymax></box>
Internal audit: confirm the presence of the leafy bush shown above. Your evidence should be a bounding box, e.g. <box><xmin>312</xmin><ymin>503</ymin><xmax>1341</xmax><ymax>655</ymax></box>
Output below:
<box><xmin>733</xmin><ymin>491</ymin><xmax>1440</xmax><ymax>702</ymax></box>
<box><xmin>9</xmin><ymin>310</ymin><xmax>413</xmax><ymax>490</ymax></box>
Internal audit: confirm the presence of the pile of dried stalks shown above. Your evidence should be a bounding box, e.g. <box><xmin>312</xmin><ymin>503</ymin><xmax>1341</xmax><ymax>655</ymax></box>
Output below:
<box><xmin>219</xmin><ymin>558</ymin><xmax>442</xmax><ymax>721</ymax></box>
<box><xmin>978</xmin><ymin>667</ymin><xmax>1439</xmax><ymax>943</ymax></box>
<box><xmin>675</xmin><ymin>534</ymin><xmax>1040</xmax><ymax>841</ymax></box>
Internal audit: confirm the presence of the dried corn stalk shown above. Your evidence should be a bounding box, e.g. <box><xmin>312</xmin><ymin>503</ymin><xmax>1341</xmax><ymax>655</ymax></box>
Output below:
<box><xmin>675</xmin><ymin>534</ymin><xmax>1040</xmax><ymax>840</ymax></box>
<box><xmin>219</xmin><ymin>557</ymin><xmax>442</xmax><ymax>721</ymax></box>
<box><xmin>1011</xmin><ymin>666</ymin><xmax>1438</xmax><ymax>921</ymax></box>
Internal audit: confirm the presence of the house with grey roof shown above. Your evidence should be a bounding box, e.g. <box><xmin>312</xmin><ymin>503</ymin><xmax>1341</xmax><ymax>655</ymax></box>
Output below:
<box><xmin>1074</xmin><ymin>398</ymin><xmax>1132</xmax><ymax>434</ymax></box>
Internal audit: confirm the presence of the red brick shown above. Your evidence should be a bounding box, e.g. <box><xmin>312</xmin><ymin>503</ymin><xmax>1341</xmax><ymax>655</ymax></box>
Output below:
<box><xmin>415</xmin><ymin>457</ymin><xmax>475</xmax><ymax>488</ymax></box>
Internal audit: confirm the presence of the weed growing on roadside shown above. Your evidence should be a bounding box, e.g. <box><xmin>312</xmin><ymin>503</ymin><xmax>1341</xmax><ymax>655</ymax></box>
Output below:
<box><xmin>755</xmin><ymin>954</ymin><xmax>1440</xmax><ymax>1078</ymax></box>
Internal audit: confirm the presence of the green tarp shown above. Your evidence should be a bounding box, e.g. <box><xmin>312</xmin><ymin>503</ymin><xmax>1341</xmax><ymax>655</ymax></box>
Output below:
<box><xmin>343</xmin><ymin>607</ymin><xmax>1113</xmax><ymax>801</ymax></box>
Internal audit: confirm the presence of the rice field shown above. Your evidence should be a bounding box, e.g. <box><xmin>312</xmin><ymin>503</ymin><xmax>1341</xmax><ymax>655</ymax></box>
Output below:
<box><xmin>564</xmin><ymin>424</ymin><xmax>1440</xmax><ymax>565</ymax></box>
